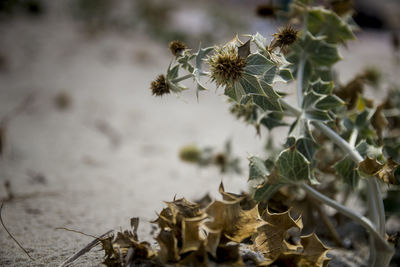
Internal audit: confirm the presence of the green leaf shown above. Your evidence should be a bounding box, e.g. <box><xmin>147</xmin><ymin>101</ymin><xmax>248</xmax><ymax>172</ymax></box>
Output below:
<box><xmin>260</xmin><ymin>112</ymin><xmax>286</xmax><ymax>130</ymax></box>
<box><xmin>315</xmin><ymin>95</ymin><xmax>344</xmax><ymax>110</ymax></box>
<box><xmin>307</xmin><ymin>7</ymin><xmax>355</xmax><ymax>44</ymax></box>
<box><xmin>244</xmin><ymin>53</ymin><xmax>275</xmax><ymax>76</ymax></box>
<box><xmin>194</xmin><ymin>44</ymin><xmax>213</xmax><ymax>97</ymax></box>
<box><xmin>254</xmin><ymin>183</ymin><xmax>283</xmax><ymax>202</ymax></box>
<box><xmin>178</xmin><ymin>53</ymin><xmax>195</xmax><ymax>73</ymax></box>
<box><xmin>251</xmin><ymin>32</ymin><xmax>268</xmax><ymax>52</ymax></box>
<box><xmin>356</xmin><ymin>141</ymin><xmax>383</xmax><ymax>159</ymax></box>
<box><xmin>290</xmin><ymin>32</ymin><xmax>341</xmax><ymax>68</ymax></box>
<box><xmin>310</xmin><ymin>79</ymin><xmax>334</xmax><ymax>94</ymax></box>
<box><xmin>289</xmin><ymin>116</ymin><xmax>310</xmax><ymax>139</ymax></box>
<box><xmin>296</xmin><ymin>138</ymin><xmax>317</xmax><ymax>163</ymax></box>
<box><xmin>276</xmin><ymin>146</ymin><xmax>311</xmax><ymax>183</ymax></box>
<box><xmin>306</xmin><ymin>110</ymin><xmax>331</xmax><ymax>121</ymax></box>
<box><xmin>274</xmin><ymin>68</ymin><xmax>293</xmax><ymax>83</ymax></box>
<box><xmin>334</xmin><ymin>156</ymin><xmax>359</xmax><ymax>188</ymax></box>
<box><xmin>225</xmin><ymin>82</ymin><xmax>246</xmax><ymax>102</ymax></box>
<box><xmin>249</xmin><ymin>156</ymin><xmax>272</xmax><ymax>181</ymax></box>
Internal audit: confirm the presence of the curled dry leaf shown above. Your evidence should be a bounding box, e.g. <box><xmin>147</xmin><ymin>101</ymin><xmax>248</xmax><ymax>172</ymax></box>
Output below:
<box><xmin>101</xmin><ymin>218</ymin><xmax>156</xmax><ymax>266</ymax></box>
<box><xmin>270</xmin><ymin>233</ymin><xmax>331</xmax><ymax>267</ymax></box>
<box><xmin>359</xmin><ymin>157</ymin><xmax>400</xmax><ymax>185</ymax></box>
<box><xmin>252</xmin><ymin>209</ymin><xmax>303</xmax><ymax>264</ymax></box>
<box><xmin>100</xmin><ymin>185</ymin><xmax>330</xmax><ymax>267</ymax></box>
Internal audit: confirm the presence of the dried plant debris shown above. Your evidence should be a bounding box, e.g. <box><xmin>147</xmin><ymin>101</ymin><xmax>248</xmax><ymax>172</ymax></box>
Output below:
<box><xmin>97</xmin><ymin>184</ymin><xmax>330</xmax><ymax>266</ymax></box>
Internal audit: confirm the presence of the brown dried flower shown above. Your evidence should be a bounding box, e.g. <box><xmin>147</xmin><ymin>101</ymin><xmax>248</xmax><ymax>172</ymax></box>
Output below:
<box><xmin>150</xmin><ymin>75</ymin><xmax>170</xmax><ymax>96</ymax></box>
<box><xmin>208</xmin><ymin>46</ymin><xmax>247</xmax><ymax>88</ymax></box>
<box><xmin>168</xmin><ymin>40</ymin><xmax>187</xmax><ymax>56</ymax></box>
<box><xmin>269</xmin><ymin>26</ymin><xmax>299</xmax><ymax>51</ymax></box>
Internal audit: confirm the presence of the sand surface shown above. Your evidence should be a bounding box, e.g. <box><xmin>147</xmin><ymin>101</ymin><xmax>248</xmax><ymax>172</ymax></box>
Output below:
<box><xmin>0</xmin><ymin>3</ymin><xmax>398</xmax><ymax>266</ymax></box>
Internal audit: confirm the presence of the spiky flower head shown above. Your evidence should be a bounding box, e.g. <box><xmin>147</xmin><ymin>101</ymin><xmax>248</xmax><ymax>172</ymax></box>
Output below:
<box><xmin>168</xmin><ymin>40</ymin><xmax>187</xmax><ymax>56</ymax></box>
<box><xmin>150</xmin><ymin>74</ymin><xmax>170</xmax><ymax>96</ymax></box>
<box><xmin>270</xmin><ymin>26</ymin><xmax>299</xmax><ymax>51</ymax></box>
<box><xmin>208</xmin><ymin>46</ymin><xmax>247</xmax><ymax>88</ymax></box>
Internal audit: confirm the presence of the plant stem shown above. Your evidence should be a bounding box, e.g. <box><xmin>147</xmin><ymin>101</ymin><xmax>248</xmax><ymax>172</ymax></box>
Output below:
<box><xmin>296</xmin><ymin>56</ymin><xmax>306</xmax><ymax>107</ymax></box>
<box><xmin>312</xmin><ymin>121</ymin><xmax>385</xmax><ymax>234</ymax></box>
<box><xmin>300</xmin><ymin>184</ymin><xmax>392</xmax><ymax>252</ymax></box>
<box><xmin>171</xmin><ymin>74</ymin><xmax>193</xmax><ymax>83</ymax></box>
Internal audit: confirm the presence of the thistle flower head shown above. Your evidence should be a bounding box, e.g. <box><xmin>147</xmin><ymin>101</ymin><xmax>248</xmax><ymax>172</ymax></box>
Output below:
<box><xmin>208</xmin><ymin>46</ymin><xmax>247</xmax><ymax>88</ymax></box>
<box><xmin>168</xmin><ymin>40</ymin><xmax>187</xmax><ymax>56</ymax></box>
<box><xmin>150</xmin><ymin>74</ymin><xmax>170</xmax><ymax>96</ymax></box>
<box><xmin>270</xmin><ymin>26</ymin><xmax>299</xmax><ymax>51</ymax></box>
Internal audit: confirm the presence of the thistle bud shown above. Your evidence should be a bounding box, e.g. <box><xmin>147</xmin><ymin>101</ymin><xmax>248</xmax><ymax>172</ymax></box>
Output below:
<box><xmin>168</xmin><ymin>40</ymin><xmax>187</xmax><ymax>56</ymax></box>
<box><xmin>208</xmin><ymin>46</ymin><xmax>247</xmax><ymax>88</ymax></box>
<box><xmin>150</xmin><ymin>75</ymin><xmax>170</xmax><ymax>96</ymax></box>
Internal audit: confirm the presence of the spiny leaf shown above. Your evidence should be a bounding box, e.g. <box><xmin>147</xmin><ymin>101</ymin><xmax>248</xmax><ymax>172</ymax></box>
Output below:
<box><xmin>254</xmin><ymin>182</ymin><xmax>284</xmax><ymax>202</ymax></box>
<box><xmin>271</xmin><ymin>233</ymin><xmax>330</xmax><ymax>267</ymax></box>
<box><xmin>156</xmin><ymin>229</ymin><xmax>180</xmax><ymax>262</ymax></box>
<box><xmin>181</xmin><ymin>215</ymin><xmax>207</xmax><ymax>254</ymax></box>
<box><xmin>307</xmin><ymin>7</ymin><xmax>355</xmax><ymax>43</ymax></box>
<box><xmin>276</xmin><ymin>145</ymin><xmax>311</xmax><ymax>183</ymax></box>
<box><xmin>251</xmin><ymin>32</ymin><xmax>268</xmax><ymax>52</ymax></box>
<box><xmin>298</xmin><ymin>233</ymin><xmax>331</xmax><ymax>267</ymax></box>
<box><xmin>248</xmin><ymin>156</ymin><xmax>272</xmax><ymax>181</ymax></box>
<box><xmin>375</xmin><ymin>158</ymin><xmax>400</xmax><ymax>185</ymax></box>
<box><xmin>205</xmin><ymin>199</ymin><xmax>265</xmax><ymax>243</ymax></box>
<box><xmin>252</xmin><ymin>209</ymin><xmax>303</xmax><ymax>264</ymax></box>
<box><xmin>300</xmin><ymin>32</ymin><xmax>342</xmax><ymax>67</ymax></box>
<box><xmin>244</xmin><ymin>53</ymin><xmax>275</xmax><ymax>76</ymax></box>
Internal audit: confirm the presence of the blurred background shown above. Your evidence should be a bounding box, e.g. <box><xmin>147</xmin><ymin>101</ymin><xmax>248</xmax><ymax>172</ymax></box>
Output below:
<box><xmin>0</xmin><ymin>0</ymin><xmax>399</xmax><ymax>266</ymax></box>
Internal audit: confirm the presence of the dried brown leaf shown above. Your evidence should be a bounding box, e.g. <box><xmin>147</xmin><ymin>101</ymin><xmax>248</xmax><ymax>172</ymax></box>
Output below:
<box><xmin>358</xmin><ymin>157</ymin><xmax>384</xmax><ymax>175</ymax></box>
<box><xmin>219</xmin><ymin>182</ymin><xmax>257</xmax><ymax>210</ymax></box>
<box><xmin>156</xmin><ymin>229</ymin><xmax>180</xmax><ymax>263</ymax></box>
<box><xmin>372</xmin><ymin>104</ymin><xmax>388</xmax><ymax>139</ymax></box>
<box><xmin>206</xmin><ymin>199</ymin><xmax>265</xmax><ymax>243</ymax></box>
<box><xmin>300</xmin><ymin>233</ymin><xmax>330</xmax><ymax>267</ymax></box>
<box><xmin>376</xmin><ymin>158</ymin><xmax>400</xmax><ymax>185</ymax></box>
<box><xmin>268</xmin><ymin>233</ymin><xmax>330</xmax><ymax>267</ymax></box>
<box><xmin>359</xmin><ymin>157</ymin><xmax>400</xmax><ymax>185</ymax></box>
<box><xmin>252</xmin><ymin>209</ymin><xmax>303</xmax><ymax>264</ymax></box>
<box><xmin>181</xmin><ymin>215</ymin><xmax>207</xmax><ymax>254</ymax></box>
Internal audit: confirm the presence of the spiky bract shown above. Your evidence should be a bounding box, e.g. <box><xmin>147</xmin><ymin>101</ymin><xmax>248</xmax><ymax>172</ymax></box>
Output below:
<box><xmin>150</xmin><ymin>75</ymin><xmax>170</xmax><ymax>96</ymax></box>
<box><xmin>168</xmin><ymin>40</ymin><xmax>187</xmax><ymax>56</ymax></box>
<box><xmin>208</xmin><ymin>46</ymin><xmax>247</xmax><ymax>88</ymax></box>
<box><xmin>270</xmin><ymin>26</ymin><xmax>299</xmax><ymax>51</ymax></box>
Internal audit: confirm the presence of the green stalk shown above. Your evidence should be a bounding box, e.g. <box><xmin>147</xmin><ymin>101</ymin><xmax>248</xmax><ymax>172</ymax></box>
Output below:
<box><xmin>171</xmin><ymin>74</ymin><xmax>193</xmax><ymax>83</ymax></box>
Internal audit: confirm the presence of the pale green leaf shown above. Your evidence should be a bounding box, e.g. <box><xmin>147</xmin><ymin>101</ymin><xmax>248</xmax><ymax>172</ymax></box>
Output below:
<box><xmin>276</xmin><ymin>147</ymin><xmax>311</xmax><ymax>183</ymax></box>
<box><xmin>307</xmin><ymin>7</ymin><xmax>355</xmax><ymax>44</ymax></box>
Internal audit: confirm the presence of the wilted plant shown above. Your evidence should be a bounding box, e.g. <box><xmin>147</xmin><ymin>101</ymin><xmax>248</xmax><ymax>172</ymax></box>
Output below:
<box><xmin>149</xmin><ymin>1</ymin><xmax>399</xmax><ymax>266</ymax></box>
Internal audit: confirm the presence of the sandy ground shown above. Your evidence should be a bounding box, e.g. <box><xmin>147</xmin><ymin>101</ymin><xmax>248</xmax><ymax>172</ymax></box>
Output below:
<box><xmin>0</xmin><ymin>4</ymin><xmax>398</xmax><ymax>267</ymax></box>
